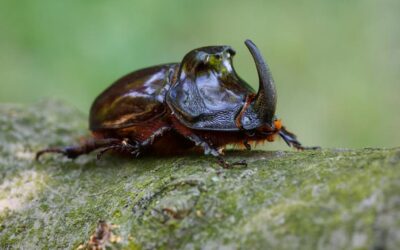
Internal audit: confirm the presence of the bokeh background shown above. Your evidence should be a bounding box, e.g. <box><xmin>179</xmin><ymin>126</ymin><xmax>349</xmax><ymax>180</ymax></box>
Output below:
<box><xmin>1</xmin><ymin>1</ymin><xmax>399</xmax><ymax>149</ymax></box>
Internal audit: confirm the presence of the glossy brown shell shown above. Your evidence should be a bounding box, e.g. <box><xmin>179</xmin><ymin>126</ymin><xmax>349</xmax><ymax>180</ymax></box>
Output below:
<box><xmin>90</xmin><ymin>44</ymin><xmax>259</xmax><ymax>133</ymax></box>
<box><xmin>89</xmin><ymin>64</ymin><xmax>178</xmax><ymax>131</ymax></box>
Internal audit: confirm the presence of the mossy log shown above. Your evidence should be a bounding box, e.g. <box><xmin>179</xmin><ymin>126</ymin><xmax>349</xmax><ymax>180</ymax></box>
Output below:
<box><xmin>0</xmin><ymin>100</ymin><xmax>399</xmax><ymax>249</ymax></box>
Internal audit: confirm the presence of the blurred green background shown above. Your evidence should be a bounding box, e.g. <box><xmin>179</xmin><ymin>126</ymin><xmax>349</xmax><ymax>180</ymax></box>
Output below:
<box><xmin>1</xmin><ymin>0</ymin><xmax>399</xmax><ymax>149</ymax></box>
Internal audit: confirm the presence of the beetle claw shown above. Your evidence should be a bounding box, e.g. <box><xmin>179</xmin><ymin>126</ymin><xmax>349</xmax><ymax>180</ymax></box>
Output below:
<box><xmin>243</xmin><ymin>140</ymin><xmax>251</xmax><ymax>151</ymax></box>
<box><xmin>36</xmin><ymin>148</ymin><xmax>66</xmax><ymax>160</ymax></box>
<box><xmin>217</xmin><ymin>156</ymin><xmax>247</xmax><ymax>169</ymax></box>
<box><xmin>36</xmin><ymin>146</ymin><xmax>81</xmax><ymax>161</ymax></box>
<box><xmin>131</xmin><ymin>149</ymin><xmax>141</xmax><ymax>158</ymax></box>
<box><xmin>296</xmin><ymin>145</ymin><xmax>321</xmax><ymax>151</ymax></box>
<box><xmin>96</xmin><ymin>146</ymin><xmax>115</xmax><ymax>160</ymax></box>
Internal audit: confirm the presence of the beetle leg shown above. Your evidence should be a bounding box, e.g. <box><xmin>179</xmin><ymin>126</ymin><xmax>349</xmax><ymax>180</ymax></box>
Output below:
<box><xmin>97</xmin><ymin>126</ymin><xmax>170</xmax><ymax>159</ymax></box>
<box><xmin>37</xmin><ymin>124</ymin><xmax>174</xmax><ymax>158</ymax></box>
<box><xmin>184</xmin><ymin>134</ymin><xmax>220</xmax><ymax>156</ymax></box>
<box><xmin>96</xmin><ymin>138</ymin><xmax>141</xmax><ymax>159</ymax></box>
<box><xmin>36</xmin><ymin>138</ymin><xmax>122</xmax><ymax>160</ymax></box>
<box><xmin>140</xmin><ymin>127</ymin><xmax>171</xmax><ymax>147</ymax></box>
<box><xmin>36</xmin><ymin>138</ymin><xmax>143</xmax><ymax>160</ymax></box>
<box><xmin>279</xmin><ymin>127</ymin><xmax>320</xmax><ymax>150</ymax></box>
<box><xmin>243</xmin><ymin>140</ymin><xmax>251</xmax><ymax>151</ymax></box>
<box><xmin>96</xmin><ymin>145</ymin><xmax>120</xmax><ymax>159</ymax></box>
<box><xmin>184</xmin><ymin>134</ymin><xmax>247</xmax><ymax>168</ymax></box>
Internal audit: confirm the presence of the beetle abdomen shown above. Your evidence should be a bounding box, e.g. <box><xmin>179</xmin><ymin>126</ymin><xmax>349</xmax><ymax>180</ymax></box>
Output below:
<box><xmin>89</xmin><ymin>64</ymin><xmax>179</xmax><ymax>131</ymax></box>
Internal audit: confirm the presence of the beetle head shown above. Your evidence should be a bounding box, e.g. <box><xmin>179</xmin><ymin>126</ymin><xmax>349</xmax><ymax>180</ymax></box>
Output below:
<box><xmin>179</xmin><ymin>45</ymin><xmax>237</xmax><ymax>77</ymax></box>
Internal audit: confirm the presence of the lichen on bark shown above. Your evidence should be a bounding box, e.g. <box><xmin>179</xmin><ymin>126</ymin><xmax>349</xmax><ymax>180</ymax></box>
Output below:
<box><xmin>0</xmin><ymin>100</ymin><xmax>399</xmax><ymax>249</ymax></box>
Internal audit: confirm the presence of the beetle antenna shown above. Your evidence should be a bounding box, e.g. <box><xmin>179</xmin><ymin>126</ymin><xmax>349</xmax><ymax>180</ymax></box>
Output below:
<box><xmin>245</xmin><ymin>39</ymin><xmax>277</xmax><ymax>125</ymax></box>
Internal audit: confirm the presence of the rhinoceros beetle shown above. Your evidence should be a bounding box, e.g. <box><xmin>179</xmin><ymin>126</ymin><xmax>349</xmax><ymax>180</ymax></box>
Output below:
<box><xmin>37</xmin><ymin>39</ymin><xmax>317</xmax><ymax>167</ymax></box>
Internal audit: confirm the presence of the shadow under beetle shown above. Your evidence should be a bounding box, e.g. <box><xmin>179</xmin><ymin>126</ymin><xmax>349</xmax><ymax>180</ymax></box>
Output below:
<box><xmin>37</xmin><ymin>39</ymin><xmax>318</xmax><ymax>167</ymax></box>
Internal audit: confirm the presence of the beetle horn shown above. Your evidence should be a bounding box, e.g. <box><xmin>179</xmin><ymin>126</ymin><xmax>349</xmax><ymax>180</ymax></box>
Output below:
<box><xmin>245</xmin><ymin>39</ymin><xmax>277</xmax><ymax>124</ymax></box>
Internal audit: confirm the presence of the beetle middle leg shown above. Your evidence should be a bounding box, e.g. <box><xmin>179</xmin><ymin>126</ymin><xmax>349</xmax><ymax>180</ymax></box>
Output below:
<box><xmin>183</xmin><ymin>133</ymin><xmax>247</xmax><ymax>168</ymax></box>
<box><xmin>171</xmin><ymin>118</ymin><xmax>247</xmax><ymax>168</ymax></box>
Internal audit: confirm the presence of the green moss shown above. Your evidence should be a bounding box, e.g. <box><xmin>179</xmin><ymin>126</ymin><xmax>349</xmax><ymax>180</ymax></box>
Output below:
<box><xmin>0</xmin><ymin>100</ymin><xmax>399</xmax><ymax>249</ymax></box>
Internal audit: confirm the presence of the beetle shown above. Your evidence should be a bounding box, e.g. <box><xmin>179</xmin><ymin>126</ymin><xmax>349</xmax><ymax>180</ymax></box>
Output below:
<box><xmin>36</xmin><ymin>39</ymin><xmax>317</xmax><ymax>167</ymax></box>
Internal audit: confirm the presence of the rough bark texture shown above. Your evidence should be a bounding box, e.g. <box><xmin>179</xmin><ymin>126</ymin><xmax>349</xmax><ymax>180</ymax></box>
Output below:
<box><xmin>0</xmin><ymin>100</ymin><xmax>399</xmax><ymax>249</ymax></box>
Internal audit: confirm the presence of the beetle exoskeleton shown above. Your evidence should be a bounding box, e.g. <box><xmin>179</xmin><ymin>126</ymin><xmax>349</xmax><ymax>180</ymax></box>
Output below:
<box><xmin>37</xmin><ymin>39</ymin><xmax>317</xmax><ymax>167</ymax></box>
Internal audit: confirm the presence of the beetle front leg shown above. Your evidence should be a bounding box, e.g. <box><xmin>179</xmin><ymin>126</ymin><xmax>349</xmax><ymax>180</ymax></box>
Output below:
<box><xmin>279</xmin><ymin>126</ymin><xmax>320</xmax><ymax>150</ymax></box>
